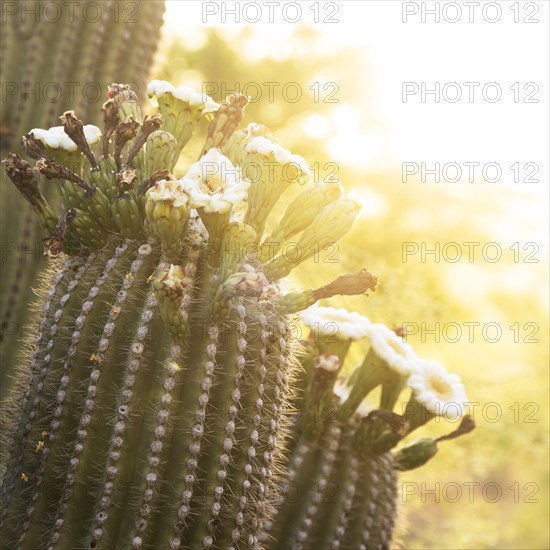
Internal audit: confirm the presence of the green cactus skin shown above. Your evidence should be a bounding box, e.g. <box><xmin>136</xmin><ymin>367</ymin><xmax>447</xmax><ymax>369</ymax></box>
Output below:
<box><xmin>0</xmin><ymin>80</ymin><xmax>374</xmax><ymax>550</ymax></box>
<box><xmin>0</xmin><ymin>0</ymin><xmax>166</xmax><ymax>402</ymax></box>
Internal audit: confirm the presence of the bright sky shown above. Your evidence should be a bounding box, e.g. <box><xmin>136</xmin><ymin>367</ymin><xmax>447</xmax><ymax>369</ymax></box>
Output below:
<box><xmin>163</xmin><ymin>0</ymin><xmax>549</xmax><ymax>197</ymax></box>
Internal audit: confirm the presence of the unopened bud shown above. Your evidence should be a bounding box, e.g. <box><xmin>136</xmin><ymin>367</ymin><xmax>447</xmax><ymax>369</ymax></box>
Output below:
<box><xmin>394</xmin><ymin>438</ymin><xmax>438</xmax><ymax>471</ymax></box>
<box><xmin>145</xmin><ymin>180</ymin><xmax>190</xmax><ymax>260</ymax></box>
<box><xmin>265</xmin><ymin>198</ymin><xmax>360</xmax><ymax>280</ymax></box>
<box><xmin>145</xmin><ymin>130</ymin><xmax>178</xmax><ymax>177</ymax></box>
<box><xmin>201</xmin><ymin>93</ymin><xmax>249</xmax><ymax>157</ymax></box>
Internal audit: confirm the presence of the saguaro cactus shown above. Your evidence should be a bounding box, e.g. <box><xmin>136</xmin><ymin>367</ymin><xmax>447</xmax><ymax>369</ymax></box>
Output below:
<box><xmin>1</xmin><ymin>80</ymin><xmax>473</xmax><ymax>549</ymax></box>
<box><xmin>0</xmin><ymin>0</ymin><xmax>166</xmax><ymax>396</ymax></box>
<box><xmin>1</xmin><ymin>81</ymin><xmax>376</xmax><ymax>549</ymax></box>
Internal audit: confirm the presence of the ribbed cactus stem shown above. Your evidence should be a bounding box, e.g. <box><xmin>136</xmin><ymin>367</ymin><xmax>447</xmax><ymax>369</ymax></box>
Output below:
<box><xmin>14</xmin><ymin>244</ymin><xmax>129</xmax><ymax>548</ymax></box>
<box><xmin>45</xmin><ymin>244</ymin><xmax>154</xmax><ymax>548</ymax></box>
<box><xmin>294</xmin><ymin>425</ymin><xmax>343</xmax><ymax>550</ymax></box>
<box><xmin>202</xmin><ymin>303</ymin><xmax>250</xmax><ymax>546</ymax></box>
<box><xmin>87</xmin><ymin>290</ymin><xmax>158</xmax><ymax>548</ymax></box>
<box><xmin>0</xmin><ymin>258</ymin><xmax>81</xmax><ymax>526</ymax></box>
<box><xmin>237</xmin><ymin>312</ymin><xmax>277</xmax><ymax>548</ymax></box>
<box><xmin>328</xmin><ymin>456</ymin><xmax>360</xmax><ymax>549</ymax></box>
<box><xmin>168</xmin><ymin>322</ymin><xmax>220</xmax><ymax>548</ymax></box>
<box><xmin>14</xmin><ymin>252</ymin><xmax>101</xmax><ymax>548</ymax></box>
<box><xmin>131</xmin><ymin>352</ymin><xmax>182</xmax><ymax>547</ymax></box>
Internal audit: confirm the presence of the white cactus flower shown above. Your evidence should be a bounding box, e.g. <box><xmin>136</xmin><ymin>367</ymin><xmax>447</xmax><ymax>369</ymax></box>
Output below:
<box><xmin>246</xmin><ymin>136</ymin><xmax>311</xmax><ymax>180</ymax></box>
<box><xmin>147</xmin><ymin>79</ymin><xmax>219</xmax><ymax>113</ymax></box>
<box><xmin>147</xmin><ymin>179</ymin><xmax>188</xmax><ymax>208</ymax></box>
<box><xmin>300</xmin><ymin>306</ymin><xmax>372</xmax><ymax>341</ymax></box>
<box><xmin>181</xmin><ymin>148</ymin><xmax>249</xmax><ymax>213</ymax></box>
<box><xmin>366</xmin><ymin>323</ymin><xmax>418</xmax><ymax>376</ymax></box>
<box><xmin>407</xmin><ymin>360</ymin><xmax>468</xmax><ymax>419</ymax></box>
<box><xmin>30</xmin><ymin>125</ymin><xmax>101</xmax><ymax>152</ymax></box>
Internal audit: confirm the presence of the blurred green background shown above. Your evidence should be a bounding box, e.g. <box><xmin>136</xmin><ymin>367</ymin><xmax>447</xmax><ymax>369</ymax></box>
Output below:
<box><xmin>152</xmin><ymin>21</ymin><xmax>549</xmax><ymax>550</ymax></box>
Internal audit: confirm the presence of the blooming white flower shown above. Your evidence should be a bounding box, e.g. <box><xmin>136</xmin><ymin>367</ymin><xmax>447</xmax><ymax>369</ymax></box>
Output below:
<box><xmin>407</xmin><ymin>360</ymin><xmax>468</xmax><ymax>419</ymax></box>
<box><xmin>181</xmin><ymin>148</ymin><xmax>249</xmax><ymax>214</ymax></box>
<box><xmin>30</xmin><ymin>125</ymin><xmax>101</xmax><ymax>152</ymax></box>
<box><xmin>147</xmin><ymin>80</ymin><xmax>219</xmax><ymax>114</ymax></box>
<box><xmin>147</xmin><ymin>179</ymin><xmax>188</xmax><ymax>208</ymax></box>
<box><xmin>366</xmin><ymin>323</ymin><xmax>418</xmax><ymax>376</ymax></box>
<box><xmin>246</xmin><ymin>136</ymin><xmax>311</xmax><ymax>180</ymax></box>
<box><xmin>300</xmin><ymin>306</ymin><xmax>371</xmax><ymax>341</ymax></box>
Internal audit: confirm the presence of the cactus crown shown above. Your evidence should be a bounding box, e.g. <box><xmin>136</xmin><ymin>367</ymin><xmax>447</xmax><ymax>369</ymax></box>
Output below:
<box><xmin>2</xmin><ymin>80</ymin><xmax>473</xmax><ymax>550</ymax></box>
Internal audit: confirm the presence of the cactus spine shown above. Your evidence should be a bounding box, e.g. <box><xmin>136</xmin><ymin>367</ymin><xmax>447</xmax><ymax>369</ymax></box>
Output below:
<box><xmin>1</xmin><ymin>79</ymin><xmax>473</xmax><ymax>549</ymax></box>
<box><xmin>0</xmin><ymin>0</ymin><xmax>166</xmax><ymax>399</ymax></box>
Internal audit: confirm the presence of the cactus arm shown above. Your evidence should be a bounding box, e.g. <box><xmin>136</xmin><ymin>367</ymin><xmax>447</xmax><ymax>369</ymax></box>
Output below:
<box><xmin>9</xmin><ymin>22</ymin><xmax>57</xmax><ymax>149</ymax></box>
<box><xmin>116</xmin><ymin>1</ymin><xmax>166</xmax><ymax>100</ymax></box>
<box><xmin>75</xmin><ymin>0</ymin><xmax>116</xmax><ymax>121</ymax></box>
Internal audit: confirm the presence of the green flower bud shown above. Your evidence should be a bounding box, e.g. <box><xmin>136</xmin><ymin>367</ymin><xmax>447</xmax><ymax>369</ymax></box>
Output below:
<box><xmin>145</xmin><ymin>130</ymin><xmax>178</xmax><ymax>178</ymax></box>
<box><xmin>200</xmin><ymin>93</ymin><xmax>249</xmax><ymax>157</ymax></box>
<box><xmin>219</xmin><ymin>222</ymin><xmax>257</xmax><ymax>281</ymax></box>
<box><xmin>265</xmin><ymin>198</ymin><xmax>360</xmax><ymax>280</ymax></box>
<box><xmin>145</xmin><ymin>179</ymin><xmax>191</xmax><ymax>261</ymax></box>
<box><xmin>263</xmin><ymin>179</ymin><xmax>342</xmax><ymax>255</ymax></box>
<box><xmin>394</xmin><ymin>438</ymin><xmax>439</xmax><ymax>471</ymax></box>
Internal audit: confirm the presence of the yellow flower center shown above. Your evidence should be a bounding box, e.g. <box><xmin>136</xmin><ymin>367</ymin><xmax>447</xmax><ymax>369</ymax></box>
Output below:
<box><xmin>428</xmin><ymin>376</ymin><xmax>453</xmax><ymax>399</ymax></box>
<box><xmin>203</xmin><ymin>173</ymin><xmax>224</xmax><ymax>194</ymax></box>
